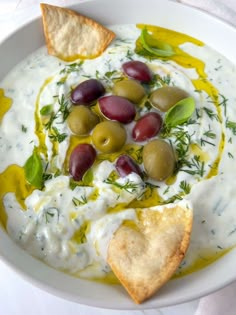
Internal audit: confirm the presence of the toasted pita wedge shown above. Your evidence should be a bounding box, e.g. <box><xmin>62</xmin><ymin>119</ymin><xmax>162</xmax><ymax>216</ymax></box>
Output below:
<box><xmin>107</xmin><ymin>203</ymin><xmax>193</xmax><ymax>304</ymax></box>
<box><xmin>40</xmin><ymin>3</ymin><xmax>116</xmax><ymax>61</ymax></box>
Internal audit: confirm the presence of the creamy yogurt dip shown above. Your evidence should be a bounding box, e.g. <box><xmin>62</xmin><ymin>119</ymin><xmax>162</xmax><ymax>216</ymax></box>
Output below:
<box><xmin>0</xmin><ymin>24</ymin><xmax>236</xmax><ymax>280</ymax></box>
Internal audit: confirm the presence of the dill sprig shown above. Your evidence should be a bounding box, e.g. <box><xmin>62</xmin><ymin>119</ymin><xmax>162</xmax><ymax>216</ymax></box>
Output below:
<box><xmin>44</xmin><ymin>207</ymin><xmax>59</xmax><ymax>224</ymax></box>
<box><xmin>72</xmin><ymin>196</ymin><xmax>88</xmax><ymax>206</ymax></box>
<box><xmin>226</xmin><ymin>119</ymin><xmax>236</xmax><ymax>135</ymax></box>
<box><xmin>218</xmin><ymin>93</ymin><xmax>228</xmax><ymax>116</ymax></box>
<box><xmin>203</xmin><ymin>107</ymin><xmax>220</xmax><ymax>121</ymax></box>
<box><xmin>179</xmin><ymin>180</ymin><xmax>191</xmax><ymax>194</ymax></box>
<box><xmin>60</xmin><ymin>61</ymin><xmax>84</xmax><ymax>74</ymax></box>
<box><xmin>104</xmin><ymin>178</ymin><xmax>138</xmax><ymax>193</ymax></box>
<box><xmin>49</xmin><ymin>126</ymin><xmax>67</xmax><ymax>143</ymax></box>
<box><xmin>58</xmin><ymin>94</ymin><xmax>70</xmax><ymax>122</ymax></box>
<box><xmin>180</xmin><ymin>155</ymin><xmax>205</xmax><ymax>177</ymax></box>
<box><xmin>44</xmin><ymin>94</ymin><xmax>71</xmax><ymax>130</ymax></box>
<box><xmin>200</xmin><ymin>127</ymin><xmax>216</xmax><ymax>146</ymax></box>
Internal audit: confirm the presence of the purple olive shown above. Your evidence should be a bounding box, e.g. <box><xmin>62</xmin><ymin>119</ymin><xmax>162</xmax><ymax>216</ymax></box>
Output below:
<box><xmin>69</xmin><ymin>144</ymin><xmax>96</xmax><ymax>181</ymax></box>
<box><xmin>71</xmin><ymin>79</ymin><xmax>105</xmax><ymax>105</ymax></box>
<box><xmin>122</xmin><ymin>61</ymin><xmax>152</xmax><ymax>83</ymax></box>
<box><xmin>116</xmin><ymin>155</ymin><xmax>142</xmax><ymax>177</ymax></box>
<box><xmin>132</xmin><ymin>112</ymin><xmax>162</xmax><ymax>142</ymax></box>
<box><xmin>99</xmin><ymin>95</ymin><xmax>136</xmax><ymax>124</ymax></box>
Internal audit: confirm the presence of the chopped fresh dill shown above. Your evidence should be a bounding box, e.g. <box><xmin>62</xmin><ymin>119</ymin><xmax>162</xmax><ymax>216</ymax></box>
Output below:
<box><xmin>44</xmin><ymin>94</ymin><xmax>71</xmax><ymax>130</ymax></box>
<box><xmin>179</xmin><ymin>180</ymin><xmax>191</xmax><ymax>194</ymax></box>
<box><xmin>162</xmin><ymin>194</ymin><xmax>183</xmax><ymax>204</ymax></box>
<box><xmin>126</xmin><ymin>49</ymin><xmax>134</xmax><ymax>60</ymax></box>
<box><xmin>58</xmin><ymin>94</ymin><xmax>71</xmax><ymax>122</ymax></box>
<box><xmin>200</xmin><ymin>126</ymin><xmax>216</xmax><ymax>146</ymax></box>
<box><xmin>21</xmin><ymin>125</ymin><xmax>27</xmax><ymax>133</ymax></box>
<box><xmin>226</xmin><ymin>119</ymin><xmax>236</xmax><ymax>135</ymax></box>
<box><xmin>44</xmin><ymin>111</ymin><xmax>58</xmax><ymax>130</ymax></box>
<box><xmin>60</xmin><ymin>61</ymin><xmax>84</xmax><ymax>74</ymax></box>
<box><xmin>48</xmin><ymin>126</ymin><xmax>67</xmax><ymax>143</ymax></box>
<box><xmin>56</xmin><ymin>76</ymin><xmax>67</xmax><ymax>86</ymax></box>
<box><xmin>148</xmin><ymin>74</ymin><xmax>171</xmax><ymax>89</ymax></box>
<box><xmin>125</xmin><ymin>146</ymin><xmax>143</xmax><ymax>164</ymax></box>
<box><xmin>44</xmin><ymin>207</ymin><xmax>59</xmax><ymax>224</ymax></box>
<box><xmin>104</xmin><ymin>178</ymin><xmax>138</xmax><ymax>193</ymax></box>
<box><xmin>72</xmin><ymin>196</ymin><xmax>88</xmax><ymax>206</ymax></box>
<box><xmin>218</xmin><ymin>93</ymin><xmax>228</xmax><ymax>116</ymax></box>
<box><xmin>143</xmin><ymin>100</ymin><xmax>153</xmax><ymax>111</ymax></box>
<box><xmin>228</xmin><ymin>152</ymin><xmax>234</xmax><ymax>159</ymax></box>
<box><xmin>203</xmin><ymin>107</ymin><xmax>219</xmax><ymax>121</ymax></box>
<box><xmin>195</xmin><ymin>108</ymin><xmax>202</xmax><ymax>119</ymax></box>
<box><xmin>200</xmin><ymin>138</ymin><xmax>215</xmax><ymax>147</ymax></box>
<box><xmin>95</xmin><ymin>69</ymin><xmax>122</xmax><ymax>86</ymax></box>
<box><xmin>203</xmin><ymin>127</ymin><xmax>216</xmax><ymax>139</ymax></box>
<box><xmin>180</xmin><ymin>155</ymin><xmax>205</xmax><ymax>177</ymax></box>
<box><xmin>163</xmin><ymin>186</ymin><xmax>170</xmax><ymax>195</ymax></box>
<box><xmin>42</xmin><ymin>173</ymin><xmax>53</xmax><ymax>181</ymax></box>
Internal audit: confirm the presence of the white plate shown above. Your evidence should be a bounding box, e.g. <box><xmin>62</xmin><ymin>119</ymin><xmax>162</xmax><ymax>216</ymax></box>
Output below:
<box><xmin>0</xmin><ymin>0</ymin><xmax>236</xmax><ymax>310</ymax></box>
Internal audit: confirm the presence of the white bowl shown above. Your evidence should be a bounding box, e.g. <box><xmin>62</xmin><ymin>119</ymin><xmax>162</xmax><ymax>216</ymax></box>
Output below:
<box><xmin>0</xmin><ymin>0</ymin><xmax>236</xmax><ymax>310</ymax></box>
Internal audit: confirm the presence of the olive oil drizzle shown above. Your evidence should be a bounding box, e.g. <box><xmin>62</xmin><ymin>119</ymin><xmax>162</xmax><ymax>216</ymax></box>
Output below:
<box><xmin>34</xmin><ymin>77</ymin><xmax>54</xmax><ymax>158</ymax></box>
<box><xmin>0</xmin><ymin>88</ymin><xmax>12</xmax><ymax>123</ymax></box>
<box><xmin>173</xmin><ymin>247</ymin><xmax>231</xmax><ymax>279</ymax></box>
<box><xmin>0</xmin><ymin>165</ymin><xmax>33</xmax><ymax>227</ymax></box>
<box><xmin>136</xmin><ymin>24</ymin><xmax>225</xmax><ymax>179</ymax></box>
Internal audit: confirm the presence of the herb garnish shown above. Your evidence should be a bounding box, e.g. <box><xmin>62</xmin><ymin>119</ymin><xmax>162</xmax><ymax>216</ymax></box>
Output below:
<box><xmin>49</xmin><ymin>126</ymin><xmax>67</xmax><ymax>143</ymax></box>
<box><xmin>72</xmin><ymin>196</ymin><xmax>88</xmax><ymax>206</ymax></box>
<box><xmin>24</xmin><ymin>149</ymin><xmax>43</xmax><ymax>188</ymax></box>
<box><xmin>44</xmin><ymin>207</ymin><xmax>59</xmax><ymax>224</ymax></box>
<box><xmin>164</xmin><ymin>97</ymin><xmax>195</xmax><ymax>128</ymax></box>
<box><xmin>60</xmin><ymin>61</ymin><xmax>84</xmax><ymax>74</ymax></box>
<box><xmin>21</xmin><ymin>125</ymin><xmax>27</xmax><ymax>133</ymax></box>
<box><xmin>140</xmin><ymin>28</ymin><xmax>174</xmax><ymax>57</ymax></box>
<box><xmin>203</xmin><ymin>107</ymin><xmax>220</xmax><ymax>121</ymax></box>
<box><xmin>44</xmin><ymin>94</ymin><xmax>71</xmax><ymax>131</ymax></box>
<box><xmin>104</xmin><ymin>178</ymin><xmax>138</xmax><ymax>193</ymax></box>
<box><xmin>179</xmin><ymin>180</ymin><xmax>191</xmax><ymax>194</ymax></box>
<box><xmin>226</xmin><ymin>119</ymin><xmax>236</xmax><ymax>135</ymax></box>
<box><xmin>40</xmin><ymin>104</ymin><xmax>53</xmax><ymax>116</ymax></box>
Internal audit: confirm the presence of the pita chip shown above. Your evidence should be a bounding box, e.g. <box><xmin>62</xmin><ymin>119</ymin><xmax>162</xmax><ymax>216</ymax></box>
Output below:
<box><xmin>40</xmin><ymin>3</ymin><xmax>116</xmax><ymax>61</ymax></box>
<box><xmin>107</xmin><ymin>203</ymin><xmax>193</xmax><ymax>304</ymax></box>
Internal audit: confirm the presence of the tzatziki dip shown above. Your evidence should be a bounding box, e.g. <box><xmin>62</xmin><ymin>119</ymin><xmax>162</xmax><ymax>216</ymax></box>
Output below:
<box><xmin>0</xmin><ymin>24</ymin><xmax>236</xmax><ymax>281</ymax></box>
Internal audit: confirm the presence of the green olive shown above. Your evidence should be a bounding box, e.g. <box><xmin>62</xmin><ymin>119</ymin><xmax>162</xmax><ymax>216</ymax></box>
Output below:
<box><xmin>92</xmin><ymin>121</ymin><xmax>126</xmax><ymax>153</ymax></box>
<box><xmin>150</xmin><ymin>86</ymin><xmax>189</xmax><ymax>112</ymax></box>
<box><xmin>143</xmin><ymin>139</ymin><xmax>175</xmax><ymax>181</ymax></box>
<box><xmin>112</xmin><ymin>79</ymin><xmax>145</xmax><ymax>104</ymax></box>
<box><xmin>67</xmin><ymin>105</ymin><xmax>99</xmax><ymax>135</ymax></box>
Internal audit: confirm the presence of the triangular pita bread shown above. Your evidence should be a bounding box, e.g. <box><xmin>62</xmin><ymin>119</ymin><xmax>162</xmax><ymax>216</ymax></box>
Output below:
<box><xmin>107</xmin><ymin>204</ymin><xmax>193</xmax><ymax>303</ymax></box>
<box><xmin>40</xmin><ymin>3</ymin><xmax>115</xmax><ymax>61</ymax></box>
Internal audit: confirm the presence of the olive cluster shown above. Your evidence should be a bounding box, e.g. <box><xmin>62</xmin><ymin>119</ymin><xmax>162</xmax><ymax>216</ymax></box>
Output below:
<box><xmin>68</xmin><ymin>60</ymin><xmax>188</xmax><ymax>182</ymax></box>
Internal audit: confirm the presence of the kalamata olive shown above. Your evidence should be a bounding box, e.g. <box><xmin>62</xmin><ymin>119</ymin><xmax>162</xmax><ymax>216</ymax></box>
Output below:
<box><xmin>122</xmin><ymin>60</ymin><xmax>152</xmax><ymax>83</ymax></box>
<box><xmin>92</xmin><ymin>121</ymin><xmax>126</xmax><ymax>153</ymax></box>
<box><xmin>132</xmin><ymin>112</ymin><xmax>162</xmax><ymax>142</ymax></box>
<box><xmin>150</xmin><ymin>86</ymin><xmax>189</xmax><ymax>112</ymax></box>
<box><xmin>71</xmin><ymin>79</ymin><xmax>105</xmax><ymax>105</ymax></box>
<box><xmin>143</xmin><ymin>139</ymin><xmax>175</xmax><ymax>181</ymax></box>
<box><xmin>69</xmin><ymin>144</ymin><xmax>96</xmax><ymax>181</ymax></box>
<box><xmin>116</xmin><ymin>155</ymin><xmax>142</xmax><ymax>177</ymax></box>
<box><xmin>67</xmin><ymin>106</ymin><xmax>99</xmax><ymax>135</ymax></box>
<box><xmin>112</xmin><ymin>79</ymin><xmax>145</xmax><ymax>104</ymax></box>
<box><xmin>98</xmin><ymin>95</ymin><xmax>136</xmax><ymax>124</ymax></box>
